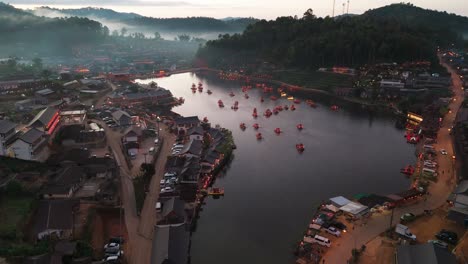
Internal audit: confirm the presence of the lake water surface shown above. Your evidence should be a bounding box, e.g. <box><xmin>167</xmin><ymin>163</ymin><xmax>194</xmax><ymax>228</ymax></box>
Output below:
<box><xmin>137</xmin><ymin>73</ymin><xmax>416</xmax><ymax>264</ymax></box>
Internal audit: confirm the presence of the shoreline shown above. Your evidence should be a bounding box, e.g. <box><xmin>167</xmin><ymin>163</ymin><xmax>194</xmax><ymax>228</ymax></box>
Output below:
<box><xmin>136</xmin><ymin>68</ymin><xmax>400</xmax><ymax>113</ymax></box>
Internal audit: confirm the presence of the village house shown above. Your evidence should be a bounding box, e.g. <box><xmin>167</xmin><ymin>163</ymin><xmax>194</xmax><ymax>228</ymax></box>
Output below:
<box><xmin>40</xmin><ymin>166</ymin><xmax>85</xmax><ymax>199</ymax></box>
<box><xmin>28</xmin><ymin>106</ymin><xmax>60</xmax><ymax>135</ymax></box>
<box><xmin>178</xmin><ymin>157</ymin><xmax>201</xmax><ymax>184</ymax></box>
<box><xmin>33</xmin><ymin>199</ymin><xmax>79</xmax><ymax>241</ymax></box>
<box><xmin>395</xmin><ymin>243</ymin><xmax>456</xmax><ymax>264</ymax></box>
<box><xmin>179</xmin><ymin>139</ymin><xmax>203</xmax><ymax>158</ymax></box>
<box><xmin>107</xmin><ymin>88</ymin><xmax>173</xmax><ymax>107</ymax></box>
<box><xmin>174</xmin><ymin>116</ymin><xmax>200</xmax><ymax>136</ymax></box>
<box><xmin>0</xmin><ymin>119</ymin><xmax>17</xmax><ymax>156</ymax></box>
<box><xmin>123</xmin><ymin>126</ymin><xmax>142</xmax><ymax>143</ymax></box>
<box><xmin>112</xmin><ymin>110</ymin><xmax>132</xmax><ymax>126</ymax></box>
<box><xmin>186</xmin><ymin>126</ymin><xmax>204</xmax><ymax>141</ymax></box>
<box><xmin>59</xmin><ymin>110</ymin><xmax>87</xmax><ymax>125</ymax></box>
<box><xmin>152</xmin><ymin>197</ymin><xmax>190</xmax><ymax>264</ymax></box>
<box><xmin>9</xmin><ymin>128</ymin><xmax>47</xmax><ymax>160</ymax></box>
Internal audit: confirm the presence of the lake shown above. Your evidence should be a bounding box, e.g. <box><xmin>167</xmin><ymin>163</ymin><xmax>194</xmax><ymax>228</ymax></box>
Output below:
<box><xmin>137</xmin><ymin>72</ymin><xmax>416</xmax><ymax>264</ymax></box>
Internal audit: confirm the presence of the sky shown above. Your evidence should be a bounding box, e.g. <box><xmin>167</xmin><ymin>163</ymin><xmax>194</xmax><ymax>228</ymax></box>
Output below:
<box><xmin>9</xmin><ymin>0</ymin><xmax>468</xmax><ymax>19</ymax></box>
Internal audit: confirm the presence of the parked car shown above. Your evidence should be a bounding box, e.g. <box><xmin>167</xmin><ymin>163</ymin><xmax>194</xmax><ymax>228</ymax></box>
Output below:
<box><xmin>436</xmin><ymin>230</ymin><xmax>458</xmax><ymax>244</ymax></box>
<box><xmin>325</xmin><ymin>226</ymin><xmax>341</xmax><ymax>237</ymax></box>
<box><xmin>154</xmin><ymin>138</ymin><xmax>159</xmax><ymax>144</ymax></box>
<box><xmin>440</xmin><ymin>149</ymin><xmax>448</xmax><ymax>155</ymax></box>
<box><xmin>400</xmin><ymin>213</ymin><xmax>416</xmax><ymax>223</ymax></box>
<box><xmin>160</xmin><ymin>179</ymin><xmax>165</xmax><ymax>186</ymax></box>
<box><xmin>427</xmin><ymin>239</ymin><xmax>448</xmax><ymax>249</ymax></box>
<box><xmin>104</xmin><ymin>243</ymin><xmax>120</xmax><ymax>250</ymax></box>
<box><xmin>164</xmin><ymin>172</ymin><xmax>177</xmax><ymax>178</ymax></box>
<box><xmin>329</xmin><ymin>221</ymin><xmax>347</xmax><ymax>232</ymax></box>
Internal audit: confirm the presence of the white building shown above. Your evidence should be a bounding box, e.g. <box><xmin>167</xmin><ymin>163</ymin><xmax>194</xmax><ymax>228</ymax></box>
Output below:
<box><xmin>0</xmin><ymin>120</ymin><xmax>17</xmax><ymax>156</ymax></box>
<box><xmin>9</xmin><ymin>128</ymin><xmax>46</xmax><ymax>160</ymax></box>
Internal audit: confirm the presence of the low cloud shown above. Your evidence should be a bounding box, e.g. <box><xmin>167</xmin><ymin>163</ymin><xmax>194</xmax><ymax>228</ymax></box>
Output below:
<box><xmin>8</xmin><ymin>0</ymin><xmax>194</xmax><ymax>6</ymax></box>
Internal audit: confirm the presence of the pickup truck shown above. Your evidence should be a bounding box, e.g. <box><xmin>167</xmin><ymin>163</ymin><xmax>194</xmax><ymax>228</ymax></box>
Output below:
<box><xmin>395</xmin><ymin>224</ymin><xmax>417</xmax><ymax>240</ymax></box>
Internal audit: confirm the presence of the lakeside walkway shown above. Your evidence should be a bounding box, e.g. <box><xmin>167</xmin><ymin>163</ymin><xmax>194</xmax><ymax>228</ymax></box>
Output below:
<box><xmin>320</xmin><ymin>57</ymin><xmax>464</xmax><ymax>263</ymax></box>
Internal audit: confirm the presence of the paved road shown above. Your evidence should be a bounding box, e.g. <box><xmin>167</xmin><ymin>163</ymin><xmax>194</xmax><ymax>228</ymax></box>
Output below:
<box><xmin>321</xmin><ymin>57</ymin><xmax>464</xmax><ymax>263</ymax></box>
<box><xmin>134</xmin><ymin>122</ymin><xmax>175</xmax><ymax>264</ymax></box>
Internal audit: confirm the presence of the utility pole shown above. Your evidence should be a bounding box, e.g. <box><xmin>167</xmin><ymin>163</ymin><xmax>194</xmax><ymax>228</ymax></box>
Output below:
<box><xmin>347</xmin><ymin>0</ymin><xmax>350</xmax><ymax>14</ymax></box>
<box><xmin>389</xmin><ymin>207</ymin><xmax>395</xmax><ymax>230</ymax></box>
<box><xmin>332</xmin><ymin>0</ymin><xmax>336</xmax><ymax>17</ymax></box>
<box><xmin>342</xmin><ymin>3</ymin><xmax>345</xmax><ymax>15</ymax></box>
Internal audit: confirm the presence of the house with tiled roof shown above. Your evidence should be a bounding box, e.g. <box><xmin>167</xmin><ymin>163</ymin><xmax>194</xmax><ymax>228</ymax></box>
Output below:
<box><xmin>9</xmin><ymin>128</ymin><xmax>46</xmax><ymax>160</ymax></box>
<box><xmin>0</xmin><ymin>119</ymin><xmax>17</xmax><ymax>156</ymax></box>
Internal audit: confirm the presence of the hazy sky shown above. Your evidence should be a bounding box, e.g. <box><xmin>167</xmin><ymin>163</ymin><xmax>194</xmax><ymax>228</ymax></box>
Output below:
<box><xmin>10</xmin><ymin>0</ymin><xmax>468</xmax><ymax>19</ymax></box>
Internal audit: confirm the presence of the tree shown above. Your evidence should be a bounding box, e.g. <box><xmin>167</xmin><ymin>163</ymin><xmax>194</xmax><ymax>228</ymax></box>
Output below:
<box><xmin>32</xmin><ymin>57</ymin><xmax>43</xmax><ymax>72</ymax></box>
<box><xmin>303</xmin><ymin>8</ymin><xmax>316</xmax><ymax>19</ymax></box>
<box><xmin>111</xmin><ymin>29</ymin><xmax>119</xmax><ymax>37</ymax></box>
<box><xmin>153</xmin><ymin>32</ymin><xmax>162</xmax><ymax>40</ymax></box>
<box><xmin>41</xmin><ymin>69</ymin><xmax>52</xmax><ymax>80</ymax></box>
<box><xmin>120</xmin><ymin>27</ymin><xmax>128</xmax><ymax>37</ymax></box>
<box><xmin>177</xmin><ymin>34</ymin><xmax>191</xmax><ymax>42</ymax></box>
<box><xmin>102</xmin><ymin>26</ymin><xmax>110</xmax><ymax>37</ymax></box>
<box><xmin>6</xmin><ymin>57</ymin><xmax>16</xmax><ymax>70</ymax></box>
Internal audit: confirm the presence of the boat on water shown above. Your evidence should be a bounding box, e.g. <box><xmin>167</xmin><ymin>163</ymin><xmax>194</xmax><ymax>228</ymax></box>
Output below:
<box><xmin>290</xmin><ymin>105</ymin><xmax>296</xmax><ymax>111</ymax></box>
<box><xmin>245</xmin><ymin>93</ymin><xmax>249</xmax><ymax>99</ymax></box>
<box><xmin>208</xmin><ymin>187</ymin><xmax>224</xmax><ymax>196</ymax></box>
<box><xmin>198</xmin><ymin>84</ymin><xmax>203</xmax><ymax>92</ymax></box>
<box><xmin>275</xmin><ymin>105</ymin><xmax>283</xmax><ymax>111</ymax></box>
<box><xmin>274</xmin><ymin>128</ymin><xmax>281</xmax><ymax>134</ymax></box>
<box><xmin>294</xmin><ymin>99</ymin><xmax>301</xmax><ymax>104</ymax></box>
<box><xmin>231</xmin><ymin>101</ymin><xmax>239</xmax><ymax>110</ymax></box>
<box><xmin>273</xmin><ymin>109</ymin><xmax>279</xmax><ymax>115</ymax></box>
<box><xmin>264</xmin><ymin>109</ymin><xmax>272</xmax><ymax>118</ymax></box>
<box><xmin>331</xmin><ymin>105</ymin><xmax>339</xmax><ymax>111</ymax></box>
<box><xmin>191</xmin><ymin>83</ymin><xmax>197</xmax><ymax>89</ymax></box>
<box><xmin>256</xmin><ymin>132</ymin><xmax>262</xmax><ymax>140</ymax></box>
<box><xmin>400</xmin><ymin>165</ymin><xmax>415</xmax><ymax>176</ymax></box>
<box><xmin>297</xmin><ymin>124</ymin><xmax>304</xmax><ymax>130</ymax></box>
<box><xmin>253</xmin><ymin>123</ymin><xmax>259</xmax><ymax>130</ymax></box>
<box><xmin>207</xmin><ymin>89</ymin><xmax>212</xmax><ymax>95</ymax></box>
<box><xmin>281</xmin><ymin>92</ymin><xmax>287</xmax><ymax>97</ymax></box>
<box><xmin>229</xmin><ymin>92</ymin><xmax>235</xmax><ymax>97</ymax></box>
<box><xmin>284</xmin><ymin>105</ymin><xmax>289</xmax><ymax>110</ymax></box>
<box><xmin>218</xmin><ymin>100</ymin><xmax>224</xmax><ymax>107</ymax></box>
<box><xmin>240</xmin><ymin>123</ymin><xmax>246</xmax><ymax>130</ymax></box>
<box><xmin>296</xmin><ymin>143</ymin><xmax>305</xmax><ymax>152</ymax></box>
<box><xmin>287</xmin><ymin>96</ymin><xmax>294</xmax><ymax>100</ymax></box>
<box><xmin>260</xmin><ymin>97</ymin><xmax>265</xmax><ymax>103</ymax></box>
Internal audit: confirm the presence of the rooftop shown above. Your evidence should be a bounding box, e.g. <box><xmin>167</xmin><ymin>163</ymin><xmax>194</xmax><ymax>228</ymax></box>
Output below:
<box><xmin>152</xmin><ymin>224</ymin><xmax>190</xmax><ymax>264</ymax></box>
<box><xmin>0</xmin><ymin>119</ymin><xmax>16</xmax><ymax>134</ymax></box>
<box><xmin>19</xmin><ymin>128</ymin><xmax>44</xmax><ymax>144</ymax></box>
<box><xmin>28</xmin><ymin>107</ymin><xmax>58</xmax><ymax>128</ymax></box>
<box><xmin>33</xmin><ymin>199</ymin><xmax>79</xmax><ymax>236</ymax></box>
<box><xmin>174</xmin><ymin>116</ymin><xmax>199</xmax><ymax>126</ymax></box>
<box><xmin>396</xmin><ymin>243</ymin><xmax>456</xmax><ymax>264</ymax></box>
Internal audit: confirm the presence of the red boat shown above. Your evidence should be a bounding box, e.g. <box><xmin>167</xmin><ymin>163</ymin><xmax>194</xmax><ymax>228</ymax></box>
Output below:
<box><xmin>270</xmin><ymin>96</ymin><xmax>278</xmax><ymax>101</ymax></box>
<box><xmin>290</xmin><ymin>105</ymin><xmax>296</xmax><ymax>111</ymax></box>
<box><xmin>256</xmin><ymin>132</ymin><xmax>263</xmax><ymax>140</ymax></box>
<box><xmin>191</xmin><ymin>83</ymin><xmax>196</xmax><ymax>90</ymax></box>
<box><xmin>294</xmin><ymin>99</ymin><xmax>301</xmax><ymax>104</ymax></box>
<box><xmin>264</xmin><ymin>109</ymin><xmax>272</xmax><ymax>118</ymax></box>
<box><xmin>260</xmin><ymin>97</ymin><xmax>265</xmax><ymax>103</ymax></box>
<box><xmin>203</xmin><ymin>117</ymin><xmax>209</xmax><ymax>123</ymax></box>
<box><xmin>218</xmin><ymin>100</ymin><xmax>224</xmax><ymax>107</ymax></box>
<box><xmin>252</xmin><ymin>113</ymin><xmax>258</xmax><ymax>118</ymax></box>
<box><xmin>331</xmin><ymin>105</ymin><xmax>339</xmax><ymax>111</ymax></box>
<box><xmin>296</xmin><ymin>144</ymin><xmax>305</xmax><ymax>152</ymax></box>
<box><xmin>253</xmin><ymin>123</ymin><xmax>260</xmax><ymax>130</ymax></box>
<box><xmin>274</xmin><ymin>128</ymin><xmax>281</xmax><ymax>134</ymax></box>
<box><xmin>207</xmin><ymin>90</ymin><xmax>212</xmax><ymax>95</ymax></box>
<box><xmin>297</xmin><ymin>124</ymin><xmax>304</xmax><ymax>130</ymax></box>
<box><xmin>231</xmin><ymin>101</ymin><xmax>239</xmax><ymax>110</ymax></box>
<box><xmin>400</xmin><ymin>165</ymin><xmax>415</xmax><ymax>176</ymax></box>
<box><xmin>275</xmin><ymin>105</ymin><xmax>283</xmax><ymax>111</ymax></box>
<box><xmin>240</xmin><ymin>123</ymin><xmax>246</xmax><ymax>130</ymax></box>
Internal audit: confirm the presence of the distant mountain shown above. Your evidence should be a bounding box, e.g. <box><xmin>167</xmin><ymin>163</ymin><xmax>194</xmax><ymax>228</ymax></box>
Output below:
<box><xmin>364</xmin><ymin>3</ymin><xmax>468</xmax><ymax>35</ymax></box>
<box><xmin>31</xmin><ymin>6</ymin><xmax>142</xmax><ymax>20</ymax></box>
<box><xmin>0</xmin><ymin>3</ymin><xmax>108</xmax><ymax>56</ymax></box>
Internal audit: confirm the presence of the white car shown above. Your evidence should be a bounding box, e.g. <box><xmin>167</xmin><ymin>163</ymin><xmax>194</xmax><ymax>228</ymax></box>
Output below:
<box><xmin>325</xmin><ymin>226</ymin><xmax>341</xmax><ymax>237</ymax></box>
<box><xmin>440</xmin><ymin>149</ymin><xmax>448</xmax><ymax>155</ymax></box>
<box><xmin>164</xmin><ymin>172</ymin><xmax>177</xmax><ymax>178</ymax></box>
<box><xmin>154</xmin><ymin>138</ymin><xmax>159</xmax><ymax>144</ymax></box>
<box><xmin>160</xmin><ymin>179</ymin><xmax>165</xmax><ymax>186</ymax></box>
<box><xmin>104</xmin><ymin>243</ymin><xmax>120</xmax><ymax>249</ymax></box>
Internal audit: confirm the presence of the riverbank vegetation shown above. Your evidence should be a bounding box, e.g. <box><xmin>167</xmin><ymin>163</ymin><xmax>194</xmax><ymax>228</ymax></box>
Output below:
<box><xmin>271</xmin><ymin>70</ymin><xmax>354</xmax><ymax>91</ymax></box>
